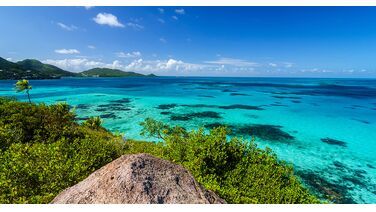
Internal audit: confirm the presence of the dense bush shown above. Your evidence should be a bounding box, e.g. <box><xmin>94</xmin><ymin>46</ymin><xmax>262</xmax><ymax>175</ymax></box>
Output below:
<box><xmin>0</xmin><ymin>97</ymin><xmax>124</xmax><ymax>203</ymax></box>
<box><xmin>133</xmin><ymin>118</ymin><xmax>321</xmax><ymax>203</ymax></box>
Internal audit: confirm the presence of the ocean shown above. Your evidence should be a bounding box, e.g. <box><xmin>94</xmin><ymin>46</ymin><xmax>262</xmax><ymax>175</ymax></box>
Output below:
<box><xmin>1</xmin><ymin>76</ymin><xmax>375</xmax><ymax>203</ymax></box>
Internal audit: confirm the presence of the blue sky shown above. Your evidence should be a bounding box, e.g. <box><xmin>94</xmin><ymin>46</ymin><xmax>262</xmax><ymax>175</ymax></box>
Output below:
<box><xmin>0</xmin><ymin>6</ymin><xmax>376</xmax><ymax>77</ymax></box>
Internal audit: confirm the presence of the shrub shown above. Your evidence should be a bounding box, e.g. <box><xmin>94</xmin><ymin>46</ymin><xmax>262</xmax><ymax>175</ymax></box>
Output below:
<box><xmin>82</xmin><ymin>117</ymin><xmax>103</xmax><ymax>130</ymax></box>
<box><xmin>0</xmin><ymin>98</ymin><xmax>76</xmax><ymax>149</ymax></box>
<box><xmin>0</xmin><ymin>97</ymin><xmax>124</xmax><ymax>203</ymax></box>
<box><xmin>135</xmin><ymin>118</ymin><xmax>321</xmax><ymax>204</ymax></box>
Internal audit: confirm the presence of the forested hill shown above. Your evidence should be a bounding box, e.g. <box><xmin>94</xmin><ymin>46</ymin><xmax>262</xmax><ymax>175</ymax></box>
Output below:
<box><xmin>0</xmin><ymin>57</ymin><xmax>76</xmax><ymax>80</ymax></box>
<box><xmin>79</xmin><ymin>68</ymin><xmax>156</xmax><ymax>77</ymax></box>
<box><xmin>0</xmin><ymin>57</ymin><xmax>156</xmax><ymax>80</ymax></box>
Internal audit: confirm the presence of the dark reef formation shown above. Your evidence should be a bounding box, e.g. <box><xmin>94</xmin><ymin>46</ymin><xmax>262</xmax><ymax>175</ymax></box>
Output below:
<box><xmin>180</xmin><ymin>103</ymin><xmax>264</xmax><ymax>111</ymax></box>
<box><xmin>321</xmin><ymin>138</ymin><xmax>347</xmax><ymax>147</ymax></box>
<box><xmin>109</xmin><ymin>98</ymin><xmax>132</xmax><ymax>104</ymax></box>
<box><xmin>197</xmin><ymin>95</ymin><xmax>215</xmax><ymax>98</ymax></box>
<box><xmin>100</xmin><ymin>113</ymin><xmax>119</xmax><ymax>119</ymax></box>
<box><xmin>156</xmin><ymin>104</ymin><xmax>178</xmax><ymax>110</ymax></box>
<box><xmin>230</xmin><ymin>93</ymin><xmax>251</xmax><ymax>96</ymax></box>
<box><xmin>297</xmin><ymin>170</ymin><xmax>356</xmax><ymax>204</ymax></box>
<box><xmin>297</xmin><ymin>158</ymin><xmax>375</xmax><ymax>204</ymax></box>
<box><xmin>218</xmin><ymin>104</ymin><xmax>264</xmax><ymax>110</ymax></box>
<box><xmin>204</xmin><ymin>122</ymin><xmax>295</xmax><ymax>143</ymax></box>
<box><xmin>271</xmin><ymin>95</ymin><xmax>302</xmax><ymax>100</ymax></box>
<box><xmin>170</xmin><ymin>111</ymin><xmax>222</xmax><ymax>121</ymax></box>
<box><xmin>92</xmin><ymin>98</ymin><xmax>134</xmax><ymax>119</ymax></box>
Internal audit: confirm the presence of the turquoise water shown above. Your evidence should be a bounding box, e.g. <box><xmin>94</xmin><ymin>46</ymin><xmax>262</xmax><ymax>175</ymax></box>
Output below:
<box><xmin>1</xmin><ymin>77</ymin><xmax>376</xmax><ymax>203</ymax></box>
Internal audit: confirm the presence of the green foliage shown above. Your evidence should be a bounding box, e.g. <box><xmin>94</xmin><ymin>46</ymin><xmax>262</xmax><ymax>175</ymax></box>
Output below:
<box><xmin>0</xmin><ymin>57</ymin><xmax>76</xmax><ymax>80</ymax></box>
<box><xmin>15</xmin><ymin>79</ymin><xmax>32</xmax><ymax>103</ymax></box>
<box><xmin>16</xmin><ymin>59</ymin><xmax>76</xmax><ymax>78</ymax></box>
<box><xmin>0</xmin><ymin>97</ymin><xmax>124</xmax><ymax>203</ymax></box>
<box><xmin>15</xmin><ymin>79</ymin><xmax>32</xmax><ymax>93</ymax></box>
<box><xmin>79</xmin><ymin>68</ymin><xmax>155</xmax><ymax>77</ymax></box>
<box><xmin>140</xmin><ymin>117</ymin><xmax>172</xmax><ymax>139</ymax></box>
<box><xmin>82</xmin><ymin>117</ymin><xmax>103</xmax><ymax>130</ymax></box>
<box><xmin>0</xmin><ymin>57</ymin><xmax>29</xmax><ymax>80</ymax></box>
<box><xmin>136</xmin><ymin>118</ymin><xmax>321</xmax><ymax>204</ymax></box>
<box><xmin>0</xmin><ymin>99</ymin><xmax>75</xmax><ymax>149</ymax></box>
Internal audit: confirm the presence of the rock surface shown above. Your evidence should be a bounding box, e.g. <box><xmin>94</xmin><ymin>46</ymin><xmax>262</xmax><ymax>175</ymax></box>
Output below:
<box><xmin>51</xmin><ymin>153</ymin><xmax>225</xmax><ymax>204</ymax></box>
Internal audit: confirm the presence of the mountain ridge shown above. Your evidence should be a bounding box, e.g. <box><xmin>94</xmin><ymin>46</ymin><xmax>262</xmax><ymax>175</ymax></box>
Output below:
<box><xmin>0</xmin><ymin>57</ymin><xmax>156</xmax><ymax>80</ymax></box>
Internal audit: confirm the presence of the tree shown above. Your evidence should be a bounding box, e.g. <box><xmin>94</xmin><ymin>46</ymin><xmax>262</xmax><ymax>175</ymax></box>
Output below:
<box><xmin>83</xmin><ymin>117</ymin><xmax>103</xmax><ymax>129</ymax></box>
<box><xmin>15</xmin><ymin>79</ymin><xmax>32</xmax><ymax>103</ymax></box>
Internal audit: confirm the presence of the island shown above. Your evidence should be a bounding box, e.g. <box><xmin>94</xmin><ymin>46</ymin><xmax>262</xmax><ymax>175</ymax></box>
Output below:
<box><xmin>0</xmin><ymin>57</ymin><xmax>156</xmax><ymax>80</ymax></box>
<box><xmin>79</xmin><ymin>68</ymin><xmax>156</xmax><ymax>78</ymax></box>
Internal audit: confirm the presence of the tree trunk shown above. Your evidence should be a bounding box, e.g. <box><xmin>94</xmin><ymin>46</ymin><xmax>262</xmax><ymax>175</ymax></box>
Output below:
<box><xmin>26</xmin><ymin>90</ymin><xmax>31</xmax><ymax>103</ymax></box>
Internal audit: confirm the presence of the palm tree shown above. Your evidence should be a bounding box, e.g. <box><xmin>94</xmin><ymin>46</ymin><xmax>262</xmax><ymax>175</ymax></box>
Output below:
<box><xmin>15</xmin><ymin>79</ymin><xmax>32</xmax><ymax>103</ymax></box>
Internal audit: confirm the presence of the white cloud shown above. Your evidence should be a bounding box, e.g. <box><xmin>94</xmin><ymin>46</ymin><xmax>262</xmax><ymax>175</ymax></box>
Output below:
<box><xmin>88</xmin><ymin>45</ymin><xmax>96</xmax><ymax>49</ymax></box>
<box><xmin>6</xmin><ymin>58</ymin><xmax>13</xmax><ymax>61</ymax></box>
<box><xmin>205</xmin><ymin>58</ymin><xmax>259</xmax><ymax>67</ymax></box>
<box><xmin>158</xmin><ymin>18</ymin><xmax>165</xmax><ymax>24</ymax></box>
<box><xmin>93</xmin><ymin>13</ymin><xmax>124</xmax><ymax>28</ymax></box>
<box><xmin>130</xmin><ymin>18</ymin><xmax>142</xmax><ymax>23</ymax></box>
<box><xmin>172</xmin><ymin>16</ymin><xmax>178</xmax><ymax>20</ymax></box>
<box><xmin>175</xmin><ymin>9</ymin><xmax>185</xmax><ymax>15</ymax></box>
<box><xmin>269</xmin><ymin>63</ymin><xmax>277</xmax><ymax>67</ymax></box>
<box><xmin>84</xmin><ymin>6</ymin><xmax>94</xmax><ymax>10</ymax></box>
<box><xmin>159</xmin><ymin>38</ymin><xmax>167</xmax><ymax>43</ymax></box>
<box><xmin>122</xmin><ymin>58</ymin><xmax>209</xmax><ymax>74</ymax></box>
<box><xmin>282</xmin><ymin>62</ymin><xmax>294</xmax><ymax>68</ymax></box>
<box><xmin>300</xmin><ymin>68</ymin><xmax>334</xmax><ymax>73</ymax></box>
<box><xmin>57</xmin><ymin>22</ymin><xmax>78</xmax><ymax>31</ymax></box>
<box><xmin>125</xmin><ymin>22</ymin><xmax>144</xmax><ymax>30</ymax></box>
<box><xmin>54</xmin><ymin>49</ymin><xmax>80</xmax><ymax>54</ymax></box>
<box><xmin>158</xmin><ymin>8</ymin><xmax>164</xmax><ymax>14</ymax></box>
<box><xmin>42</xmin><ymin>58</ymin><xmax>123</xmax><ymax>72</ymax></box>
<box><xmin>43</xmin><ymin>59</ymin><xmax>100</xmax><ymax>72</ymax></box>
<box><xmin>116</xmin><ymin>51</ymin><xmax>142</xmax><ymax>58</ymax></box>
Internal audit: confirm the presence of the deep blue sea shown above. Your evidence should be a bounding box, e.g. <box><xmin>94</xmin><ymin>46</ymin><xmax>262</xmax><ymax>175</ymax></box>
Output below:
<box><xmin>1</xmin><ymin>77</ymin><xmax>375</xmax><ymax>203</ymax></box>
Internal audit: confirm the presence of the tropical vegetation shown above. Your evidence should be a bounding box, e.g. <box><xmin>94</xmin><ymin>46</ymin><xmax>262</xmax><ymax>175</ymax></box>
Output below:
<box><xmin>15</xmin><ymin>79</ymin><xmax>32</xmax><ymax>103</ymax></box>
<box><xmin>0</xmin><ymin>57</ymin><xmax>75</xmax><ymax>80</ymax></box>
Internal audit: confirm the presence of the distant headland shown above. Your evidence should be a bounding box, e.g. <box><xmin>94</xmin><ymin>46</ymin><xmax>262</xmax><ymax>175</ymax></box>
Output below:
<box><xmin>0</xmin><ymin>57</ymin><xmax>156</xmax><ymax>80</ymax></box>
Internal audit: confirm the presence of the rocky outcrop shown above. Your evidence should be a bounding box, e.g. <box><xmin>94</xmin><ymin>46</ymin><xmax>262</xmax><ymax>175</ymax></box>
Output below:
<box><xmin>51</xmin><ymin>153</ymin><xmax>225</xmax><ymax>204</ymax></box>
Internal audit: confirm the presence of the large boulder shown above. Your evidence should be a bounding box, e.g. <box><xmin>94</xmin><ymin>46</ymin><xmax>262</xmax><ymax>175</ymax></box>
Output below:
<box><xmin>51</xmin><ymin>153</ymin><xmax>225</xmax><ymax>204</ymax></box>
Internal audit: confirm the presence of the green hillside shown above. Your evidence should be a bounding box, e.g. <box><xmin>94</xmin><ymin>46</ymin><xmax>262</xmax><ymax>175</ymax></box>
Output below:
<box><xmin>0</xmin><ymin>57</ymin><xmax>75</xmax><ymax>80</ymax></box>
<box><xmin>17</xmin><ymin>59</ymin><xmax>76</xmax><ymax>78</ymax></box>
<box><xmin>0</xmin><ymin>57</ymin><xmax>39</xmax><ymax>80</ymax></box>
<box><xmin>79</xmin><ymin>68</ymin><xmax>156</xmax><ymax>77</ymax></box>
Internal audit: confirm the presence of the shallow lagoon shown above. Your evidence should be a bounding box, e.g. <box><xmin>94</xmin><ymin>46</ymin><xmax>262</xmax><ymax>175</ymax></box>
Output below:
<box><xmin>1</xmin><ymin>77</ymin><xmax>376</xmax><ymax>203</ymax></box>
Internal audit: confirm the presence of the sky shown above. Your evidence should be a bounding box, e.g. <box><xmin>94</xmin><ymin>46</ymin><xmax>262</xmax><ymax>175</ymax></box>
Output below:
<box><xmin>0</xmin><ymin>6</ymin><xmax>376</xmax><ymax>77</ymax></box>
